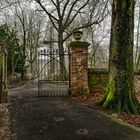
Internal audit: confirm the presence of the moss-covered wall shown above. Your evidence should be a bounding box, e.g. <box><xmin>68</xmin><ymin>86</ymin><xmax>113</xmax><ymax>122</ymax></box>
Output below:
<box><xmin>88</xmin><ymin>68</ymin><xmax>140</xmax><ymax>94</ymax></box>
<box><xmin>88</xmin><ymin>68</ymin><xmax>108</xmax><ymax>91</ymax></box>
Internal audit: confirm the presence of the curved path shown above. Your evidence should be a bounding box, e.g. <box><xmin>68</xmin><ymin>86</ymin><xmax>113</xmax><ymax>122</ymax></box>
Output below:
<box><xmin>8</xmin><ymin>80</ymin><xmax>140</xmax><ymax>140</ymax></box>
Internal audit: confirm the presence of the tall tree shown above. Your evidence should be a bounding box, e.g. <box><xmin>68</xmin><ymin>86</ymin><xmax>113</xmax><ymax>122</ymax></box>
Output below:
<box><xmin>0</xmin><ymin>1</ymin><xmax>44</xmax><ymax>79</ymax></box>
<box><xmin>0</xmin><ymin>24</ymin><xmax>21</xmax><ymax>76</ymax></box>
<box><xmin>11</xmin><ymin>3</ymin><xmax>44</xmax><ymax>79</ymax></box>
<box><xmin>35</xmin><ymin>0</ymin><xmax>108</xmax><ymax>77</ymax></box>
<box><xmin>25</xmin><ymin>10</ymin><xmax>43</xmax><ymax>77</ymax></box>
<box><xmin>14</xmin><ymin>6</ymin><xmax>27</xmax><ymax>80</ymax></box>
<box><xmin>100</xmin><ymin>0</ymin><xmax>140</xmax><ymax>114</ymax></box>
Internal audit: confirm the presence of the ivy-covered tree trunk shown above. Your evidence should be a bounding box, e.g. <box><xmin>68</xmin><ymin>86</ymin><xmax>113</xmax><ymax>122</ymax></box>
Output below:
<box><xmin>100</xmin><ymin>0</ymin><xmax>140</xmax><ymax>114</ymax></box>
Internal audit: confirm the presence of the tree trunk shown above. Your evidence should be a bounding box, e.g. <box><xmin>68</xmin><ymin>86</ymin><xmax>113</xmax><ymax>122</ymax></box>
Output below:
<box><xmin>21</xmin><ymin>30</ymin><xmax>26</xmax><ymax>81</ymax></box>
<box><xmin>58</xmin><ymin>32</ymin><xmax>66</xmax><ymax>81</ymax></box>
<box><xmin>21</xmin><ymin>64</ymin><xmax>25</xmax><ymax>80</ymax></box>
<box><xmin>100</xmin><ymin>0</ymin><xmax>140</xmax><ymax>114</ymax></box>
<box><xmin>30</xmin><ymin>61</ymin><xmax>33</xmax><ymax>76</ymax></box>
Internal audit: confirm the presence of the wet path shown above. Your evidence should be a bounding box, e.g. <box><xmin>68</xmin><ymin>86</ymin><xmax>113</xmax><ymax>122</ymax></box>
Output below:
<box><xmin>8</xmin><ymin>81</ymin><xmax>140</xmax><ymax>140</ymax></box>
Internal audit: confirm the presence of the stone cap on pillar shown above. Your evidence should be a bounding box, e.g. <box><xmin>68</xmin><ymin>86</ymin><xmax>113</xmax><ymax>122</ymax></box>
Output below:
<box><xmin>69</xmin><ymin>41</ymin><xmax>90</xmax><ymax>48</ymax></box>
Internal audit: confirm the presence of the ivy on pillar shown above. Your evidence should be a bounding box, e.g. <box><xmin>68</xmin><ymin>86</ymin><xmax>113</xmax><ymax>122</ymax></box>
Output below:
<box><xmin>69</xmin><ymin>30</ymin><xmax>90</xmax><ymax>96</ymax></box>
<box><xmin>0</xmin><ymin>43</ymin><xmax>8</xmax><ymax>103</ymax></box>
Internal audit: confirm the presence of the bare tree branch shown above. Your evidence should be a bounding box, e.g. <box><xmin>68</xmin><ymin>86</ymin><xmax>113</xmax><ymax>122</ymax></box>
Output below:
<box><xmin>0</xmin><ymin>0</ymin><xmax>27</xmax><ymax>10</ymax></box>
<box><xmin>62</xmin><ymin>0</ymin><xmax>90</xmax><ymax>31</ymax></box>
<box><xmin>35</xmin><ymin>0</ymin><xmax>59</xmax><ymax>22</ymax></box>
<box><xmin>63</xmin><ymin>18</ymin><xmax>104</xmax><ymax>42</ymax></box>
<box><xmin>61</xmin><ymin>0</ymin><xmax>70</xmax><ymax>20</ymax></box>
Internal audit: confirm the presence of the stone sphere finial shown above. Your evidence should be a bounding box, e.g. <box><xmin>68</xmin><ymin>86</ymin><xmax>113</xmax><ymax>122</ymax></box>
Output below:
<box><xmin>73</xmin><ymin>30</ymin><xmax>83</xmax><ymax>41</ymax></box>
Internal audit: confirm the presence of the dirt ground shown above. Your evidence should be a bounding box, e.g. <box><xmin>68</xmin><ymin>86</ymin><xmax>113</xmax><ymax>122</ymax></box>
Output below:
<box><xmin>0</xmin><ymin>80</ymin><xmax>139</xmax><ymax>140</ymax></box>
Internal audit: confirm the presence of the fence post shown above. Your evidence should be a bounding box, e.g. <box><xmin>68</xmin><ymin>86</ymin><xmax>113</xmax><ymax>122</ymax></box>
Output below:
<box><xmin>0</xmin><ymin>44</ymin><xmax>8</xmax><ymax>102</ymax></box>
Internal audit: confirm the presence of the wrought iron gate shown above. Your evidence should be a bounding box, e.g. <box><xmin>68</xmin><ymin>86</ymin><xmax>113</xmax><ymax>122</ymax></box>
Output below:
<box><xmin>37</xmin><ymin>47</ymin><xmax>70</xmax><ymax>97</ymax></box>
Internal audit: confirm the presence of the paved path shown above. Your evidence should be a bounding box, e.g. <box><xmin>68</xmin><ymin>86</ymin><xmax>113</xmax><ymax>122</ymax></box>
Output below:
<box><xmin>8</xmin><ymin>81</ymin><xmax>140</xmax><ymax>140</ymax></box>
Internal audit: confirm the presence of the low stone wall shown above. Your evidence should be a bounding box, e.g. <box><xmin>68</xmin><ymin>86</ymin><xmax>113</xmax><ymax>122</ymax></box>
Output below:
<box><xmin>88</xmin><ymin>68</ymin><xmax>140</xmax><ymax>94</ymax></box>
<box><xmin>88</xmin><ymin>68</ymin><xmax>108</xmax><ymax>91</ymax></box>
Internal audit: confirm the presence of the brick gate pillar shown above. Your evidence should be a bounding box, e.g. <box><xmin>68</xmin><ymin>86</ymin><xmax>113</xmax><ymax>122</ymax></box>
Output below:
<box><xmin>69</xmin><ymin>32</ymin><xmax>90</xmax><ymax>96</ymax></box>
